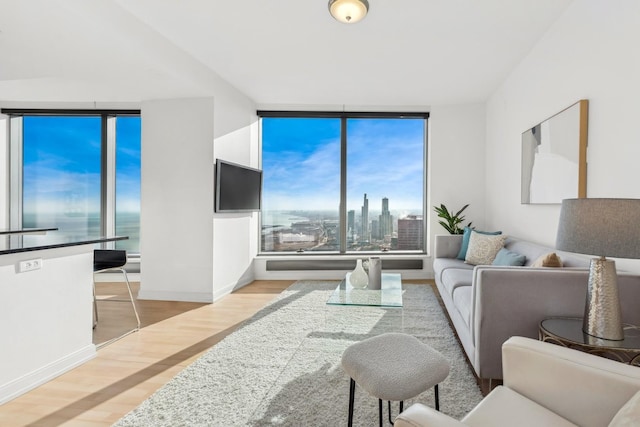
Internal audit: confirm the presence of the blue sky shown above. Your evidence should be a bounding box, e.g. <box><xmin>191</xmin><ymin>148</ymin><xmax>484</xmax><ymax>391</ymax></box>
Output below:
<box><xmin>23</xmin><ymin>116</ymin><xmax>140</xmax><ymax>215</ymax></box>
<box><xmin>262</xmin><ymin>117</ymin><xmax>424</xmax><ymax>213</ymax></box>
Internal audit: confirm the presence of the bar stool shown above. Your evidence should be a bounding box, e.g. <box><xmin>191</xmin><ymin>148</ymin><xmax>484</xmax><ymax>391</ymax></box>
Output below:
<box><xmin>93</xmin><ymin>249</ymin><xmax>140</xmax><ymax>346</ymax></box>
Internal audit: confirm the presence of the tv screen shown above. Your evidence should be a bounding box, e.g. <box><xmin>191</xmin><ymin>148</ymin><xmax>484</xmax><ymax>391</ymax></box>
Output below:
<box><xmin>215</xmin><ymin>159</ymin><xmax>262</xmax><ymax>213</ymax></box>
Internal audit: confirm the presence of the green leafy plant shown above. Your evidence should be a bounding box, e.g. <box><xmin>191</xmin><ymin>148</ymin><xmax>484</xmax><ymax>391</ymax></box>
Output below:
<box><xmin>434</xmin><ymin>204</ymin><xmax>472</xmax><ymax>235</ymax></box>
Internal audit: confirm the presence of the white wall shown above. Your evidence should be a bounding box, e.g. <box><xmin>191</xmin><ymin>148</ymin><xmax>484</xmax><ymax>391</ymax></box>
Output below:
<box><xmin>139</xmin><ymin>98</ymin><xmax>216</xmax><ymax>302</ymax></box>
<box><xmin>485</xmin><ymin>0</ymin><xmax>640</xmax><ymax>272</ymax></box>
<box><xmin>429</xmin><ymin>104</ymin><xmax>488</xmax><ymax>244</ymax></box>
<box><xmin>140</xmin><ymin>89</ymin><xmax>258</xmax><ymax>302</ymax></box>
<box><xmin>212</xmin><ymin>122</ymin><xmax>260</xmax><ymax>300</ymax></box>
<box><xmin>211</xmin><ymin>82</ymin><xmax>260</xmax><ymax>300</ymax></box>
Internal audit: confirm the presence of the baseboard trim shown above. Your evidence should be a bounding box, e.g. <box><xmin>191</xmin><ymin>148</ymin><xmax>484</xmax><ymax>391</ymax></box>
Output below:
<box><xmin>0</xmin><ymin>344</ymin><xmax>96</xmax><ymax>405</ymax></box>
<box><xmin>137</xmin><ymin>289</ymin><xmax>214</xmax><ymax>303</ymax></box>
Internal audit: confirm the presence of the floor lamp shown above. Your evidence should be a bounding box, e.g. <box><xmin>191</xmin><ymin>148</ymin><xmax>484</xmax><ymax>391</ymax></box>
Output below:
<box><xmin>556</xmin><ymin>198</ymin><xmax>640</xmax><ymax>341</ymax></box>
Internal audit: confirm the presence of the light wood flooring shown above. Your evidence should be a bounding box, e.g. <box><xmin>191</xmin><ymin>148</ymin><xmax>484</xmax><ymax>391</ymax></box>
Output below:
<box><xmin>0</xmin><ymin>279</ymin><xmax>440</xmax><ymax>426</ymax></box>
<box><xmin>0</xmin><ymin>280</ymin><xmax>295</xmax><ymax>426</ymax></box>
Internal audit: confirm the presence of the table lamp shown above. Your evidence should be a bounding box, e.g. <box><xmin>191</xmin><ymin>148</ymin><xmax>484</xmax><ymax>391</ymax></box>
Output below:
<box><xmin>556</xmin><ymin>198</ymin><xmax>640</xmax><ymax>341</ymax></box>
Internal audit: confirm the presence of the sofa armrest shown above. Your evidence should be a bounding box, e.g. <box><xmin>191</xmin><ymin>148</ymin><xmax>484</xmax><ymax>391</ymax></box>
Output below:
<box><xmin>394</xmin><ymin>403</ymin><xmax>467</xmax><ymax>427</ymax></box>
<box><xmin>470</xmin><ymin>267</ymin><xmax>589</xmax><ymax>379</ymax></box>
<box><xmin>470</xmin><ymin>267</ymin><xmax>640</xmax><ymax>380</ymax></box>
<box><xmin>434</xmin><ymin>234</ymin><xmax>463</xmax><ymax>259</ymax></box>
<box><xmin>502</xmin><ymin>337</ymin><xmax>640</xmax><ymax>427</ymax></box>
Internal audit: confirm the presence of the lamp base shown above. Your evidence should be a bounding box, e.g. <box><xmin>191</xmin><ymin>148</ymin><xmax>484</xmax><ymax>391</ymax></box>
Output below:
<box><xmin>583</xmin><ymin>257</ymin><xmax>624</xmax><ymax>341</ymax></box>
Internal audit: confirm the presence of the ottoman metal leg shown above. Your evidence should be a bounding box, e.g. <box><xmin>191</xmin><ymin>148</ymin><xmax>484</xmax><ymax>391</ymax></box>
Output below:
<box><xmin>435</xmin><ymin>384</ymin><xmax>440</xmax><ymax>411</ymax></box>
<box><xmin>378</xmin><ymin>399</ymin><xmax>383</xmax><ymax>427</ymax></box>
<box><xmin>387</xmin><ymin>400</ymin><xmax>404</xmax><ymax>425</ymax></box>
<box><xmin>348</xmin><ymin>378</ymin><xmax>355</xmax><ymax>427</ymax></box>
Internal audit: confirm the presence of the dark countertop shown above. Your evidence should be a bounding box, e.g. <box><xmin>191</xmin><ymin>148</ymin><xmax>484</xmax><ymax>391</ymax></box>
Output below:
<box><xmin>0</xmin><ymin>233</ymin><xmax>128</xmax><ymax>255</ymax></box>
<box><xmin>0</xmin><ymin>227</ymin><xmax>59</xmax><ymax>235</ymax></box>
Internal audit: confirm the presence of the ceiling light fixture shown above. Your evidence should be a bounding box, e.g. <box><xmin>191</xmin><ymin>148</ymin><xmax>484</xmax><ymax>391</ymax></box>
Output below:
<box><xmin>328</xmin><ymin>0</ymin><xmax>369</xmax><ymax>24</ymax></box>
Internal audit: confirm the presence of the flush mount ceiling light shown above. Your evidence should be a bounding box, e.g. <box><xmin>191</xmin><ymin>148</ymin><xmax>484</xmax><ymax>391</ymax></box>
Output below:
<box><xmin>328</xmin><ymin>0</ymin><xmax>369</xmax><ymax>24</ymax></box>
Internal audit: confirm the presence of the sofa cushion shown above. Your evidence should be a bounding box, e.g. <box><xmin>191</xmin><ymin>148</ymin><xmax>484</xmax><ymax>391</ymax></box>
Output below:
<box><xmin>457</xmin><ymin>226</ymin><xmax>502</xmax><ymax>260</ymax></box>
<box><xmin>465</xmin><ymin>232</ymin><xmax>507</xmax><ymax>265</ymax></box>
<box><xmin>441</xmin><ymin>268</ymin><xmax>473</xmax><ymax>298</ymax></box>
<box><xmin>433</xmin><ymin>257</ymin><xmax>473</xmax><ymax>283</ymax></box>
<box><xmin>493</xmin><ymin>248</ymin><xmax>526</xmax><ymax>266</ymax></box>
<box><xmin>462</xmin><ymin>386</ymin><xmax>578</xmax><ymax>427</ymax></box>
<box><xmin>452</xmin><ymin>285</ymin><xmax>473</xmax><ymax>328</ymax></box>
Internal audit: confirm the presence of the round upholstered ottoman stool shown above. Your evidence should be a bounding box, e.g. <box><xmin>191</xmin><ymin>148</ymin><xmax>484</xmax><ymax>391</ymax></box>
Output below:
<box><xmin>341</xmin><ymin>332</ymin><xmax>450</xmax><ymax>426</ymax></box>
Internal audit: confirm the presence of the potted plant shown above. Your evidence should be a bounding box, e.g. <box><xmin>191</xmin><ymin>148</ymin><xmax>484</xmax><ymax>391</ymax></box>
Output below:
<box><xmin>434</xmin><ymin>204</ymin><xmax>472</xmax><ymax>235</ymax></box>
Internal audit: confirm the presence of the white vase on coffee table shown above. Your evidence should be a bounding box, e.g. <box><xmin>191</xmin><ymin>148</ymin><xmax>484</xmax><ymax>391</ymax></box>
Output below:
<box><xmin>349</xmin><ymin>259</ymin><xmax>369</xmax><ymax>289</ymax></box>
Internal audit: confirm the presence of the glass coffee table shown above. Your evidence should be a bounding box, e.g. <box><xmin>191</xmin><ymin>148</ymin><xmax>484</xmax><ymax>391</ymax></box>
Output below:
<box><xmin>326</xmin><ymin>273</ymin><xmax>403</xmax><ymax>307</ymax></box>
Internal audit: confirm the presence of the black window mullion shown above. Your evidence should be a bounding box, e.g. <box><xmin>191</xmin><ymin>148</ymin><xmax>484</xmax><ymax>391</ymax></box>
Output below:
<box><xmin>100</xmin><ymin>115</ymin><xmax>108</xmax><ymax>241</ymax></box>
<box><xmin>339</xmin><ymin>116</ymin><xmax>347</xmax><ymax>253</ymax></box>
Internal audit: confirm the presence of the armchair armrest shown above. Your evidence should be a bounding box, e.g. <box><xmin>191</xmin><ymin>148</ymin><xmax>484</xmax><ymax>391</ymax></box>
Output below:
<box><xmin>503</xmin><ymin>337</ymin><xmax>640</xmax><ymax>427</ymax></box>
<box><xmin>394</xmin><ymin>403</ymin><xmax>466</xmax><ymax>427</ymax></box>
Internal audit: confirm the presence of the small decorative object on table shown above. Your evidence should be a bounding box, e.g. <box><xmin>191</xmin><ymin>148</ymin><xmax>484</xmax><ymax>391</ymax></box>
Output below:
<box><xmin>349</xmin><ymin>259</ymin><xmax>369</xmax><ymax>289</ymax></box>
<box><xmin>367</xmin><ymin>257</ymin><xmax>382</xmax><ymax>290</ymax></box>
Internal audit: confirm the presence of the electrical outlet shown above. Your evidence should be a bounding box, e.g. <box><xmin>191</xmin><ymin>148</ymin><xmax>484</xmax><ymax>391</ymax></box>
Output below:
<box><xmin>19</xmin><ymin>258</ymin><xmax>43</xmax><ymax>273</ymax></box>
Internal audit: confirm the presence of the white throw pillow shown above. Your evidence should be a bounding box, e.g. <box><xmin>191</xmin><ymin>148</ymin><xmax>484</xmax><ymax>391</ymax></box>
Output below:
<box><xmin>465</xmin><ymin>231</ymin><xmax>507</xmax><ymax>265</ymax></box>
<box><xmin>609</xmin><ymin>391</ymin><xmax>640</xmax><ymax>427</ymax></box>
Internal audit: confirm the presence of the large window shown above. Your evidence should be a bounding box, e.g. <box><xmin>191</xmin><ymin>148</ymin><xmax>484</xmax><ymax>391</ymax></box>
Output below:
<box><xmin>260</xmin><ymin>112</ymin><xmax>427</xmax><ymax>254</ymax></box>
<box><xmin>5</xmin><ymin>110</ymin><xmax>141</xmax><ymax>254</ymax></box>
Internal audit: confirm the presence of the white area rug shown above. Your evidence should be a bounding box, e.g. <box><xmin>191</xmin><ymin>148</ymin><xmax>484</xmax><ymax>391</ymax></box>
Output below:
<box><xmin>115</xmin><ymin>282</ymin><xmax>483</xmax><ymax>426</ymax></box>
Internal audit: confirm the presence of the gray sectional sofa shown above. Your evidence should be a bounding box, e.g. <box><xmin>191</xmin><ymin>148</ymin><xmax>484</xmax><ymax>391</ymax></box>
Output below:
<box><xmin>433</xmin><ymin>234</ymin><xmax>640</xmax><ymax>381</ymax></box>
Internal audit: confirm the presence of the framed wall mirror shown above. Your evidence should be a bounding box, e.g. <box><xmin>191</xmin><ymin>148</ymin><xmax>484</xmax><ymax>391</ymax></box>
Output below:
<box><xmin>521</xmin><ymin>99</ymin><xmax>589</xmax><ymax>204</ymax></box>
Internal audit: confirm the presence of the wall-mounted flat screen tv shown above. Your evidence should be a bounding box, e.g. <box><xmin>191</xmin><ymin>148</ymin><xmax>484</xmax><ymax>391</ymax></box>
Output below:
<box><xmin>215</xmin><ymin>159</ymin><xmax>262</xmax><ymax>213</ymax></box>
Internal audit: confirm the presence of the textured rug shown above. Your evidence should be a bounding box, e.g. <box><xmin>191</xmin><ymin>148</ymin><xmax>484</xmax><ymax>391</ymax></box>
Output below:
<box><xmin>115</xmin><ymin>282</ymin><xmax>483</xmax><ymax>426</ymax></box>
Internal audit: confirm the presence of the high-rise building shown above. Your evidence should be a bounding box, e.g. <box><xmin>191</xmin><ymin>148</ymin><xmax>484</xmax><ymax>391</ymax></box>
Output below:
<box><xmin>361</xmin><ymin>193</ymin><xmax>369</xmax><ymax>242</ymax></box>
<box><xmin>397</xmin><ymin>215</ymin><xmax>423</xmax><ymax>250</ymax></box>
<box><xmin>379</xmin><ymin>197</ymin><xmax>393</xmax><ymax>240</ymax></box>
<box><xmin>371</xmin><ymin>219</ymin><xmax>380</xmax><ymax>240</ymax></box>
<box><xmin>347</xmin><ymin>210</ymin><xmax>355</xmax><ymax>241</ymax></box>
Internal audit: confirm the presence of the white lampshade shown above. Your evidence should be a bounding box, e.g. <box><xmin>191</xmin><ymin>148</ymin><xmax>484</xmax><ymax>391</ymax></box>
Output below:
<box><xmin>328</xmin><ymin>0</ymin><xmax>369</xmax><ymax>24</ymax></box>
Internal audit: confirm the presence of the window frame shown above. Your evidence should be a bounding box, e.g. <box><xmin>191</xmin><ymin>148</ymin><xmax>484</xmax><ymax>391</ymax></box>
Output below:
<box><xmin>257</xmin><ymin>110</ymin><xmax>429</xmax><ymax>255</ymax></box>
<box><xmin>2</xmin><ymin>108</ymin><xmax>141</xmax><ymax>253</ymax></box>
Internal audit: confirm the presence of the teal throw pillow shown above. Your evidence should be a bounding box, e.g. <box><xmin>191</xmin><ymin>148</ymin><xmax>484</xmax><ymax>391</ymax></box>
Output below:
<box><xmin>492</xmin><ymin>248</ymin><xmax>526</xmax><ymax>266</ymax></box>
<box><xmin>456</xmin><ymin>226</ymin><xmax>502</xmax><ymax>260</ymax></box>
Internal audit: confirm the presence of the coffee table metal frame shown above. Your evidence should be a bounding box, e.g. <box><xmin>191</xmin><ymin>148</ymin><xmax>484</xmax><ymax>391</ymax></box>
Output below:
<box><xmin>539</xmin><ymin>317</ymin><xmax>640</xmax><ymax>366</ymax></box>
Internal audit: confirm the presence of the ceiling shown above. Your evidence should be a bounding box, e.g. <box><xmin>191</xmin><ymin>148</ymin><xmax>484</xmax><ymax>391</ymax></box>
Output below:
<box><xmin>0</xmin><ymin>0</ymin><xmax>573</xmax><ymax>107</ymax></box>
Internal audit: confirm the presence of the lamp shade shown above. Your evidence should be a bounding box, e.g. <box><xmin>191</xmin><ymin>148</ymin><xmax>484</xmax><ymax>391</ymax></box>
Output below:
<box><xmin>328</xmin><ymin>0</ymin><xmax>369</xmax><ymax>24</ymax></box>
<box><xmin>556</xmin><ymin>198</ymin><xmax>640</xmax><ymax>259</ymax></box>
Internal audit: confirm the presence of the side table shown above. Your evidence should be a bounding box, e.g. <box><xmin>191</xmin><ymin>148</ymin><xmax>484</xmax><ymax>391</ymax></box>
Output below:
<box><xmin>539</xmin><ymin>317</ymin><xmax>640</xmax><ymax>366</ymax></box>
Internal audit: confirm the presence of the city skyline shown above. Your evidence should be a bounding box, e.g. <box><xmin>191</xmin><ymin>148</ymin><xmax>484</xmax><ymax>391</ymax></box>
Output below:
<box><xmin>261</xmin><ymin>193</ymin><xmax>424</xmax><ymax>252</ymax></box>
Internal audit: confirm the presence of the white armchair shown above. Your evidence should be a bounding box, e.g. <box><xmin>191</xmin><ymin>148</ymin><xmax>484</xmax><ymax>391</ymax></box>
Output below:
<box><xmin>395</xmin><ymin>336</ymin><xmax>640</xmax><ymax>427</ymax></box>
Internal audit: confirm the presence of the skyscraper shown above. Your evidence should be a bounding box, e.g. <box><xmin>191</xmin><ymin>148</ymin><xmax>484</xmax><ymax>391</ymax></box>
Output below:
<box><xmin>361</xmin><ymin>193</ymin><xmax>369</xmax><ymax>243</ymax></box>
<box><xmin>379</xmin><ymin>197</ymin><xmax>393</xmax><ymax>240</ymax></box>
<box><xmin>347</xmin><ymin>209</ymin><xmax>355</xmax><ymax>241</ymax></box>
<box><xmin>398</xmin><ymin>215</ymin><xmax>423</xmax><ymax>250</ymax></box>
